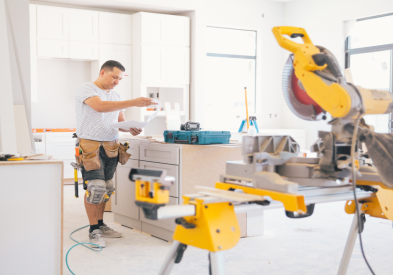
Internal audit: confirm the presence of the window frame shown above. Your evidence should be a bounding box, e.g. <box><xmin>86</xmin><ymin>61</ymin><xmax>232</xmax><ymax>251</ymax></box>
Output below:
<box><xmin>345</xmin><ymin>14</ymin><xmax>393</xmax><ymax>132</ymax></box>
<box><xmin>206</xmin><ymin>26</ymin><xmax>257</xmax><ymax>112</ymax></box>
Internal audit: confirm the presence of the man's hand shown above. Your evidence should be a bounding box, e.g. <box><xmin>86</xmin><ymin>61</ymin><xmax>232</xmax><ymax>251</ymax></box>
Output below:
<box><xmin>132</xmin><ymin>97</ymin><xmax>158</xmax><ymax>107</ymax></box>
<box><xmin>130</xmin><ymin>128</ymin><xmax>142</xmax><ymax>136</ymax></box>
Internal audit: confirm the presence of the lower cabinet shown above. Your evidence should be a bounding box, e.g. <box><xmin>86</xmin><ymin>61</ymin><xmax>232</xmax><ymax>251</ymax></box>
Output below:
<box><xmin>113</xmin><ymin>158</ymin><xmax>142</xmax><ymax>230</ymax></box>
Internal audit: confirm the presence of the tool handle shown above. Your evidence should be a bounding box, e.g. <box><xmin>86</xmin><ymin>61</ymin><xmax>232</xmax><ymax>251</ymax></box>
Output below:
<box><xmin>272</xmin><ymin>26</ymin><xmax>313</xmax><ymax>54</ymax></box>
<box><xmin>74</xmin><ymin>168</ymin><xmax>79</xmax><ymax>198</ymax></box>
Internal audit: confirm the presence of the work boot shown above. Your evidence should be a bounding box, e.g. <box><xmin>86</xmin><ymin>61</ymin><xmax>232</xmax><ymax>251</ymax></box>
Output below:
<box><xmin>100</xmin><ymin>224</ymin><xmax>122</xmax><ymax>238</ymax></box>
<box><xmin>89</xmin><ymin>229</ymin><xmax>106</xmax><ymax>248</ymax></box>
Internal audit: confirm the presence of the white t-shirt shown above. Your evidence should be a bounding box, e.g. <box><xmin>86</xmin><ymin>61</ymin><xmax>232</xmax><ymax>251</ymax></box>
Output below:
<box><xmin>75</xmin><ymin>82</ymin><xmax>124</xmax><ymax>141</ymax></box>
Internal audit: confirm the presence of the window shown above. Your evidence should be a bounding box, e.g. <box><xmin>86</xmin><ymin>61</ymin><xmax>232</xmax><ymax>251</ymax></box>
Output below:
<box><xmin>204</xmin><ymin>27</ymin><xmax>256</xmax><ymax>131</ymax></box>
<box><xmin>345</xmin><ymin>14</ymin><xmax>393</xmax><ymax>133</ymax></box>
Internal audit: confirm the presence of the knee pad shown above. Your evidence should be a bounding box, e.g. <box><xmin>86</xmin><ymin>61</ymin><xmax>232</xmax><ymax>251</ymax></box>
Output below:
<box><xmin>86</xmin><ymin>179</ymin><xmax>106</xmax><ymax>204</ymax></box>
<box><xmin>104</xmin><ymin>179</ymin><xmax>115</xmax><ymax>202</ymax></box>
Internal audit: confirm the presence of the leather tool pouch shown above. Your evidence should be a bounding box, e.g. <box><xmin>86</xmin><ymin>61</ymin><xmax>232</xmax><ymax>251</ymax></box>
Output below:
<box><xmin>102</xmin><ymin>140</ymin><xmax>119</xmax><ymax>158</ymax></box>
<box><xmin>118</xmin><ymin>143</ymin><xmax>131</xmax><ymax>165</ymax></box>
<box><xmin>80</xmin><ymin>139</ymin><xmax>101</xmax><ymax>171</ymax></box>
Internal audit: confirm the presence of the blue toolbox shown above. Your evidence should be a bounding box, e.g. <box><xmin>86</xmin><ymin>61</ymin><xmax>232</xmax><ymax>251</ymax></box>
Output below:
<box><xmin>164</xmin><ymin>130</ymin><xmax>231</xmax><ymax>145</ymax></box>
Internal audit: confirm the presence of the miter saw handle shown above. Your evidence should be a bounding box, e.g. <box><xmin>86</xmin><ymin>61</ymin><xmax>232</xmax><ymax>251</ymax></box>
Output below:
<box><xmin>272</xmin><ymin>26</ymin><xmax>313</xmax><ymax>53</ymax></box>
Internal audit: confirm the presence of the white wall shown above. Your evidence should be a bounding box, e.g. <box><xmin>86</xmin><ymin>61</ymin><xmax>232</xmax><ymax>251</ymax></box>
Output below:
<box><xmin>31</xmin><ymin>59</ymin><xmax>91</xmax><ymax>129</ymax></box>
<box><xmin>205</xmin><ymin>0</ymin><xmax>286</xmax><ymax>129</ymax></box>
<box><xmin>283</xmin><ymin>0</ymin><xmax>393</xmax><ymax>148</ymax></box>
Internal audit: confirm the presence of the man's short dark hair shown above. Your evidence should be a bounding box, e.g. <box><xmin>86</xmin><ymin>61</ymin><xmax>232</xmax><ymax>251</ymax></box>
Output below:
<box><xmin>101</xmin><ymin>60</ymin><xmax>125</xmax><ymax>72</ymax></box>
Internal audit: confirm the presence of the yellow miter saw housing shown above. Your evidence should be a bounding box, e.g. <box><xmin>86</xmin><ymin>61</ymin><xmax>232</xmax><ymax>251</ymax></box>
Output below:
<box><xmin>272</xmin><ymin>26</ymin><xmax>393</xmax><ymax>119</ymax></box>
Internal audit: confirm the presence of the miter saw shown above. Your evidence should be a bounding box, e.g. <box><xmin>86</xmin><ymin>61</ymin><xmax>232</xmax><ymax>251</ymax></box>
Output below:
<box><xmin>130</xmin><ymin>27</ymin><xmax>393</xmax><ymax>275</ymax></box>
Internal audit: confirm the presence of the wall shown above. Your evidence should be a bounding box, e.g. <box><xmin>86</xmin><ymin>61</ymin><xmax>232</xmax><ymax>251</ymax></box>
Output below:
<box><xmin>205</xmin><ymin>0</ymin><xmax>286</xmax><ymax>129</ymax></box>
<box><xmin>283</xmin><ymin>0</ymin><xmax>393</xmax><ymax>148</ymax></box>
<box><xmin>31</xmin><ymin>59</ymin><xmax>91</xmax><ymax>128</ymax></box>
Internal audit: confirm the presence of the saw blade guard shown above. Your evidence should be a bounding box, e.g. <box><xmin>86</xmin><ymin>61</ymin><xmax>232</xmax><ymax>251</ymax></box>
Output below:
<box><xmin>282</xmin><ymin>54</ymin><xmax>326</xmax><ymax>121</ymax></box>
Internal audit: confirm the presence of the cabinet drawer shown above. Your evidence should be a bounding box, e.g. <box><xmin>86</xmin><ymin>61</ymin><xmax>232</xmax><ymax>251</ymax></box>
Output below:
<box><xmin>37</xmin><ymin>39</ymin><xmax>69</xmax><ymax>59</ymax></box>
<box><xmin>139</xmin><ymin>145</ymin><xmax>179</xmax><ymax>165</ymax></box>
<box><xmin>139</xmin><ymin>161</ymin><xmax>179</xmax><ymax>197</ymax></box>
<box><xmin>127</xmin><ymin>143</ymin><xmax>139</xmax><ymax>160</ymax></box>
<box><xmin>113</xmin><ymin>159</ymin><xmax>139</xmax><ymax>219</ymax></box>
<box><xmin>140</xmin><ymin>196</ymin><xmax>178</xmax><ymax>231</ymax></box>
<box><xmin>69</xmin><ymin>41</ymin><xmax>98</xmax><ymax>60</ymax></box>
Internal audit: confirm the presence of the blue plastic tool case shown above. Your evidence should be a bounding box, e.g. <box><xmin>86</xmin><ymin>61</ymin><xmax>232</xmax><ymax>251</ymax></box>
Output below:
<box><xmin>164</xmin><ymin>130</ymin><xmax>231</xmax><ymax>145</ymax></box>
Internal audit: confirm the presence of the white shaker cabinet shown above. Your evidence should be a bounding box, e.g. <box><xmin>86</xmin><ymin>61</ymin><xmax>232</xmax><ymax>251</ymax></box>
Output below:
<box><xmin>37</xmin><ymin>5</ymin><xmax>68</xmax><ymax>40</ymax></box>
<box><xmin>99</xmin><ymin>44</ymin><xmax>132</xmax><ymax>100</ymax></box>
<box><xmin>69</xmin><ymin>41</ymin><xmax>98</xmax><ymax>60</ymax></box>
<box><xmin>99</xmin><ymin>12</ymin><xmax>132</xmax><ymax>45</ymax></box>
<box><xmin>138</xmin><ymin>12</ymin><xmax>166</xmax><ymax>45</ymax></box>
<box><xmin>165</xmin><ymin>16</ymin><xmax>190</xmax><ymax>47</ymax></box>
<box><xmin>69</xmin><ymin>9</ymin><xmax>98</xmax><ymax>42</ymax></box>
<box><xmin>140</xmin><ymin>44</ymin><xmax>166</xmax><ymax>84</ymax></box>
<box><xmin>37</xmin><ymin>39</ymin><xmax>69</xmax><ymax>58</ymax></box>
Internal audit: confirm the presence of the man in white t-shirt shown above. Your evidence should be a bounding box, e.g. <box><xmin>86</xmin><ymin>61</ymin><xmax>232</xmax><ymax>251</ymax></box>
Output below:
<box><xmin>75</xmin><ymin>60</ymin><xmax>155</xmax><ymax>248</ymax></box>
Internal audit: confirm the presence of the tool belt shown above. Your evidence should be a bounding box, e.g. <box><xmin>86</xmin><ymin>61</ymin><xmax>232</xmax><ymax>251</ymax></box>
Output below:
<box><xmin>75</xmin><ymin>139</ymin><xmax>131</xmax><ymax>171</ymax></box>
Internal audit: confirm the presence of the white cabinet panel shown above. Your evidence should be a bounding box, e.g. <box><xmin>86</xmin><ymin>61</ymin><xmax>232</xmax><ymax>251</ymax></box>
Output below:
<box><xmin>114</xmin><ymin>159</ymin><xmax>139</xmax><ymax>219</ymax></box>
<box><xmin>99</xmin><ymin>12</ymin><xmax>131</xmax><ymax>45</ymax></box>
<box><xmin>69</xmin><ymin>41</ymin><xmax>98</xmax><ymax>60</ymax></box>
<box><xmin>139</xmin><ymin>161</ymin><xmax>179</xmax><ymax>197</ymax></box>
<box><xmin>63</xmin><ymin>160</ymin><xmax>74</xmax><ymax>178</ymax></box>
<box><xmin>46</xmin><ymin>143</ymin><xmax>75</xmax><ymax>159</ymax></box>
<box><xmin>140</xmin><ymin>12</ymin><xmax>165</xmax><ymax>45</ymax></box>
<box><xmin>166</xmin><ymin>46</ymin><xmax>189</xmax><ymax>84</ymax></box>
<box><xmin>37</xmin><ymin>6</ymin><xmax>68</xmax><ymax>40</ymax></box>
<box><xmin>30</xmin><ymin>39</ymin><xmax>37</xmax><ymax>102</ymax></box>
<box><xmin>165</xmin><ymin>16</ymin><xmax>190</xmax><ymax>46</ymax></box>
<box><xmin>141</xmin><ymin>45</ymin><xmax>166</xmax><ymax>84</ymax></box>
<box><xmin>37</xmin><ymin>39</ymin><xmax>69</xmax><ymax>58</ymax></box>
<box><xmin>69</xmin><ymin>9</ymin><xmax>98</xmax><ymax>42</ymax></box>
<box><xmin>29</xmin><ymin>5</ymin><xmax>36</xmax><ymax>37</ymax></box>
<box><xmin>99</xmin><ymin>44</ymin><xmax>132</xmax><ymax>100</ymax></box>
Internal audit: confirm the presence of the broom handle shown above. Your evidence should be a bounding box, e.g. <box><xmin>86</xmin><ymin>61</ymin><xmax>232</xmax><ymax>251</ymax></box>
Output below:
<box><xmin>245</xmin><ymin>87</ymin><xmax>250</xmax><ymax>130</ymax></box>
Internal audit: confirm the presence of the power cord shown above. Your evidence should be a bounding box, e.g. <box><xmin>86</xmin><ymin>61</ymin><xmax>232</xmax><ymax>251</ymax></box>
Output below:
<box><xmin>66</xmin><ymin>225</ymin><xmax>103</xmax><ymax>275</ymax></box>
<box><xmin>351</xmin><ymin>113</ymin><xmax>375</xmax><ymax>275</ymax></box>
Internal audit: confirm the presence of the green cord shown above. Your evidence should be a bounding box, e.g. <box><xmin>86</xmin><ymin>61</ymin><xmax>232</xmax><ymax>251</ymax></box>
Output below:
<box><xmin>66</xmin><ymin>225</ymin><xmax>103</xmax><ymax>274</ymax></box>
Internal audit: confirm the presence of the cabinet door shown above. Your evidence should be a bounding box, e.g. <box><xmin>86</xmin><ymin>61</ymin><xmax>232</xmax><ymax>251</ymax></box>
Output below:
<box><xmin>99</xmin><ymin>44</ymin><xmax>132</xmax><ymax>100</ymax></box>
<box><xmin>141</xmin><ymin>45</ymin><xmax>166</xmax><ymax>84</ymax></box>
<box><xmin>140</xmin><ymin>12</ymin><xmax>165</xmax><ymax>45</ymax></box>
<box><xmin>140</xmin><ymin>197</ymin><xmax>178</xmax><ymax>231</ymax></box>
<box><xmin>99</xmin><ymin>12</ymin><xmax>131</xmax><ymax>45</ymax></box>
<box><xmin>29</xmin><ymin>5</ymin><xmax>36</xmax><ymax>38</ymax></box>
<box><xmin>30</xmin><ymin>39</ymin><xmax>37</xmax><ymax>102</ymax></box>
<box><xmin>37</xmin><ymin>39</ymin><xmax>69</xmax><ymax>58</ymax></box>
<box><xmin>165</xmin><ymin>15</ymin><xmax>190</xmax><ymax>47</ymax></box>
<box><xmin>113</xmin><ymin>159</ymin><xmax>139</xmax><ymax>219</ymax></box>
<box><xmin>46</xmin><ymin>143</ymin><xmax>75</xmax><ymax>159</ymax></box>
<box><xmin>69</xmin><ymin>9</ymin><xmax>98</xmax><ymax>42</ymax></box>
<box><xmin>166</xmin><ymin>46</ymin><xmax>189</xmax><ymax>84</ymax></box>
<box><xmin>37</xmin><ymin>5</ymin><xmax>68</xmax><ymax>40</ymax></box>
<box><xmin>69</xmin><ymin>41</ymin><xmax>98</xmax><ymax>60</ymax></box>
<box><xmin>139</xmin><ymin>161</ymin><xmax>179</xmax><ymax>197</ymax></box>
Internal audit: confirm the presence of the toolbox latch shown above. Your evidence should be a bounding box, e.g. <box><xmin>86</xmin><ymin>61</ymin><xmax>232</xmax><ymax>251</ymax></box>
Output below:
<box><xmin>167</xmin><ymin>132</ymin><xmax>173</xmax><ymax>139</ymax></box>
<box><xmin>191</xmin><ymin>135</ymin><xmax>198</xmax><ymax>144</ymax></box>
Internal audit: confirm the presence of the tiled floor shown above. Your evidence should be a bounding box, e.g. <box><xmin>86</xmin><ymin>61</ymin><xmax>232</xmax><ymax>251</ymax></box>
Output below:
<box><xmin>63</xmin><ymin>185</ymin><xmax>393</xmax><ymax>275</ymax></box>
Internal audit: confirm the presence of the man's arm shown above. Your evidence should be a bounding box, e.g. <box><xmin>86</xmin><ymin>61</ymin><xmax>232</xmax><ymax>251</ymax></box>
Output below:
<box><xmin>117</xmin><ymin>111</ymin><xmax>142</xmax><ymax>136</ymax></box>
<box><xmin>84</xmin><ymin>96</ymin><xmax>156</xmax><ymax>113</ymax></box>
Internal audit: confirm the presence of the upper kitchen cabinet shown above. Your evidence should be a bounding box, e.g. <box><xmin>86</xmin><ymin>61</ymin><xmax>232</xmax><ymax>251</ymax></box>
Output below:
<box><xmin>132</xmin><ymin>12</ymin><xmax>190</xmax><ymax>46</ymax></box>
<box><xmin>37</xmin><ymin>5</ymin><xmax>69</xmax><ymax>40</ymax></box>
<box><xmin>99</xmin><ymin>12</ymin><xmax>131</xmax><ymax>45</ymax></box>
<box><xmin>165</xmin><ymin>15</ymin><xmax>190</xmax><ymax>47</ymax></box>
<box><xmin>69</xmin><ymin>9</ymin><xmax>98</xmax><ymax>42</ymax></box>
<box><xmin>29</xmin><ymin>5</ymin><xmax>37</xmax><ymax>37</ymax></box>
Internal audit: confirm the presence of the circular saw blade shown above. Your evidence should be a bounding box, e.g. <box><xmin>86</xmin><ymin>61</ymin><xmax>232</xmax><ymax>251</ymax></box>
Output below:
<box><xmin>282</xmin><ymin>54</ymin><xmax>325</xmax><ymax>121</ymax></box>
